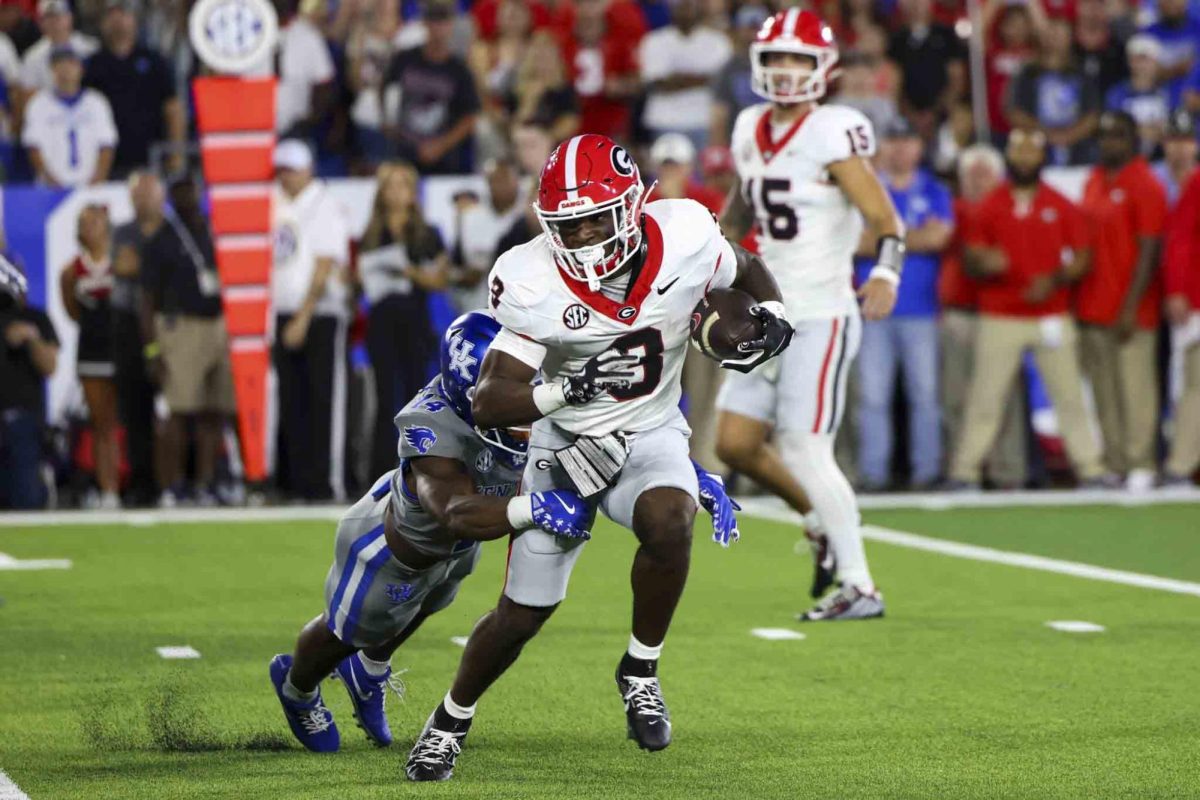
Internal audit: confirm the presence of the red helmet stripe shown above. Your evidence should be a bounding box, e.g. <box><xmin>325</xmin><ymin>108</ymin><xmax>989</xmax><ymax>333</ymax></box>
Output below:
<box><xmin>563</xmin><ymin>135</ymin><xmax>584</xmax><ymax>200</ymax></box>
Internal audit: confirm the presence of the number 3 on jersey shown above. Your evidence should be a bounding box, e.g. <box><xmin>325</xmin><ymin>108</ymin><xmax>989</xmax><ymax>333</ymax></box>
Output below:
<box><xmin>608</xmin><ymin>328</ymin><xmax>663</xmax><ymax>401</ymax></box>
<box><xmin>744</xmin><ymin>178</ymin><xmax>798</xmax><ymax>241</ymax></box>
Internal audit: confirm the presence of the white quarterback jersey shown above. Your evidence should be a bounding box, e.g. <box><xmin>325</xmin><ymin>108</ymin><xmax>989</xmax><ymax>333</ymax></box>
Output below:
<box><xmin>489</xmin><ymin>198</ymin><xmax>737</xmax><ymax>437</ymax></box>
<box><xmin>731</xmin><ymin>102</ymin><xmax>876</xmax><ymax>320</ymax></box>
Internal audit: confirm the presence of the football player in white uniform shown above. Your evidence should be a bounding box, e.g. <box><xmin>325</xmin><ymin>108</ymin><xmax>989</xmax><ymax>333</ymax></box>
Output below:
<box><xmin>405</xmin><ymin>134</ymin><xmax>788</xmax><ymax>781</ymax></box>
<box><xmin>715</xmin><ymin>9</ymin><xmax>906</xmax><ymax>621</ymax></box>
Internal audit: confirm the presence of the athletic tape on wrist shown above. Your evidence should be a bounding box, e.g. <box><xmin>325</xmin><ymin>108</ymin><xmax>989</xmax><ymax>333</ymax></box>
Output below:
<box><xmin>506</xmin><ymin>496</ymin><xmax>535</xmax><ymax>529</ymax></box>
<box><xmin>532</xmin><ymin>381</ymin><xmax>569</xmax><ymax>415</ymax></box>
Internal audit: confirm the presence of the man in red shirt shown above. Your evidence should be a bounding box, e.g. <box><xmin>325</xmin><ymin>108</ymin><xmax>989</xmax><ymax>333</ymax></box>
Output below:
<box><xmin>558</xmin><ymin>0</ymin><xmax>641</xmax><ymax>141</ymax></box>
<box><xmin>940</xmin><ymin>143</ymin><xmax>1028</xmax><ymax>489</ymax></box>
<box><xmin>1162</xmin><ymin>129</ymin><xmax>1200</xmax><ymax>484</ymax></box>
<box><xmin>950</xmin><ymin>128</ymin><xmax>1108</xmax><ymax>487</ymax></box>
<box><xmin>1076</xmin><ymin>111</ymin><xmax>1168</xmax><ymax>490</ymax></box>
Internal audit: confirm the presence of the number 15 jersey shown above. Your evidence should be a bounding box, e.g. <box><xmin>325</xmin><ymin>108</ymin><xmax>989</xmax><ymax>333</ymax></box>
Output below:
<box><xmin>731</xmin><ymin>102</ymin><xmax>876</xmax><ymax>320</ymax></box>
<box><xmin>488</xmin><ymin>198</ymin><xmax>736</xmax><ymax>437</ymax></box>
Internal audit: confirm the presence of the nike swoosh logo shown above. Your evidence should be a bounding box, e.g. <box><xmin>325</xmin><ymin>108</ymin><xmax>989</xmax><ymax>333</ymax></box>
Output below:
<box><xmin>656</xmin><ymin>277</ymin><xmax>680</xmax><ymax>295</ymax></box>
<box><xmin>559</xmin><ymin>498</ymin><xmax>577</xmax><ymax>514</ymax></box>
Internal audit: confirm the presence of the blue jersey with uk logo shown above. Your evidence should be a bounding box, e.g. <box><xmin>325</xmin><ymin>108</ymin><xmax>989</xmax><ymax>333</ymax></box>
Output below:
<box><xmin>854</xmin><ymin>169</ymin><xmax>953</xmax><ymax>317</ymax></box>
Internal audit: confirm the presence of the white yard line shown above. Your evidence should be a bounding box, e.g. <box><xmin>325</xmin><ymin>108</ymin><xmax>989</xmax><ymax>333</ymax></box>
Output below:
<box><xmin>0</xmin><ymin>771</ymin><xmax>31</xmax><ymax>800</ymax></box>
<box><xmin>739</xmin><ymin>497</ymin><xmax>1200</xmax><ymax>599</ymax></box>
<box><xmin>0</xmin><ymin>487</ymin><xmax>1197</xmax><ymax>528</ymax></box>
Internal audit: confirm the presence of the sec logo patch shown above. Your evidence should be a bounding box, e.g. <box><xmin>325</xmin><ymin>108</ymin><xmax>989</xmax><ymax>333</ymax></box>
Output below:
<box><xmin>563</xmin><ymin>304</ymin><xmax>590</xmax><ymax>330</ymax></box>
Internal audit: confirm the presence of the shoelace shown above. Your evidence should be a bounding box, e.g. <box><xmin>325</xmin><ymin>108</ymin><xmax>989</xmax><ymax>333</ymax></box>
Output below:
<box><xmin>410</xmin><ymin>729</ymin><xmax>463</xmax><ymax>764</ymax></box>
<box><xmin>298</xmin><ymin>703</ymin><xmax>334</xmax><ymax>735</ymax></box>
<box><xmin>622</xmin><ymin>676</ymin><xmax>666</xmax><ymax>718</ymax></box>
<box><xmin>385</xmin><ymin>668</ymin><xmax>409</xmax><ymax>703</ymax></box>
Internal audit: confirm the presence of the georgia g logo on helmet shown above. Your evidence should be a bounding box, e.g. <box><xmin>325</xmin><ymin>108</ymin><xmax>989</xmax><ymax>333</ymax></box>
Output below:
<box><xmin>611</xmin><ymin>146</ymin><xmax>635</xmax><ymax>177</ymax></box>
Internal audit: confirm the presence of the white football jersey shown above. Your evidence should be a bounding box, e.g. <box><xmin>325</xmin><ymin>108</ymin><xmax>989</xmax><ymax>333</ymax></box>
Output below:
<box><xmin>489</xmin><ymin>198</ymin><xmax>737</xmax><ymax>437</ymax></box>
<box><xmin>21</xmin><ymin>89</ymin><xmax>117</xmax><ymax>188</ymax></box>
<box><xmin>730</xmin><ymin>102</ymin><xmax>876</xmax><ymax>320</ymax></box>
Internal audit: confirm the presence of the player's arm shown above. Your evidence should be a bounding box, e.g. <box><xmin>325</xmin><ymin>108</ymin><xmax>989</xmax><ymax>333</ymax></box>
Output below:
<box><xmin>719</xmin><ymin>181</ymin><xmax>754</xmax><ymax>242</ymax></box>
<box><xmin>90</xmin><ymin>147</ymin><xmax>115</xmax><ymax>184</ymax></box>
<box><xmin>411</xmin><ymin>455</ymin><xmax>590</xmax><ymax>541</ymax></box>
<box><xmin>473</xmin><ymin>328</ymin><xmax>643</xmax><ymax>428</ymax></box>
<box><xmin>828</xmin><ymin>156</ymin><xmax>906</xmax><ymax>320</ymax></box>
<box><xmin>718</xmin><ymin>242</ymin><xmax>794</xmax><ymax>373</ymax></box>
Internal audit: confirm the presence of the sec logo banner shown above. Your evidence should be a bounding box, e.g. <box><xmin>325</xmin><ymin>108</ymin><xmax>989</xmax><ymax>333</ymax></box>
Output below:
<box><xmin>189</xmin><ymin>0</ymin><xmax>279</xmax><ymax>75</ymax></box>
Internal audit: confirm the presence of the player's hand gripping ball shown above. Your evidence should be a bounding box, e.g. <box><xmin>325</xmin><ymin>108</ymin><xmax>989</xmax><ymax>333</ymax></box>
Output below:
<box><xmin>689</xmin><ymin>288</ymin><xmax>763</xmax><ymax>362</ymax></box>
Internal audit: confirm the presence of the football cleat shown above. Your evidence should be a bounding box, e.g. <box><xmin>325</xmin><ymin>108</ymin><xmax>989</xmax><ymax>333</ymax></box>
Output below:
<box><xmin>797</xmin><ymin>584</ymin><xmax>885</xmax><ymax>622</ymax></box>
<box><xmin>334</xmin><ymin>653</ymin><xmax>405</xmax><ymax>747</ymax></box>
<box><xmin>616</xmin><ymin>657</ymin><xmax>672</xmax><ymax>752</ymax></box>
<box><xmin>405</xmin><ymin>705</ymin><xmax>472</xmax><ymax>782</ymax></box>
<box><xmin>269</xmin><ymin>654</ymin><xmax>340</xmax><ymax>752</ymax></box>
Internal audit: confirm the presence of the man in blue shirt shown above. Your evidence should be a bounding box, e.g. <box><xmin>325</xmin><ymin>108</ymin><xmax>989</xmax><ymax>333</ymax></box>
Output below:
<box><xmin>1142</xmin><ymin>0</ymin><xmax>1200</xmax><ymax>95</ymax></box>
<box><xmin>853</xmin><ymin>117</ymin><xmax>954</xmax><ymax>490</ymax></box>
<box><xmin>1106</xmin><ymin>34</ymin><xmax>1184</xmax><ymax>155</ymax></box>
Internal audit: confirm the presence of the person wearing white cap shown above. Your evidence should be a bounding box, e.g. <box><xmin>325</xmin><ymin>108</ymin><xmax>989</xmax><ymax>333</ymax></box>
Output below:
<box><xmin>271</xmin><ymin>139</ymin><xmax>352</xmax><ymax>502</ymax></box>
<box><xmin>16</xmin><ymin>0</ymin><xmax>98</xmax><ymax>105</ymax></box>
<box><xmin>1104</xmin><ymin>34</ymin><xmax>1178</xmax><ymax>155</ymax></box>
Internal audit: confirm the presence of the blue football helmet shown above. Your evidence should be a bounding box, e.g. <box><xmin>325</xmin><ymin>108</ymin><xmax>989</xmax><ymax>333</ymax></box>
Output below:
<box><xmin>439</xmin><ymin>311</ymin><xmax>530</xmax><ymax>467</ymax></box>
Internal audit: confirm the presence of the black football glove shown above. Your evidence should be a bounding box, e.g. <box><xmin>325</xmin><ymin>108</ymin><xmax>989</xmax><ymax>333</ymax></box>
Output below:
<box><xmin>720</xmin><ymin>304</ymin><xmax>794</xmax><ymax>374</ymax></box>
<box><xmin>561</xmin><ymin>347</ymin><xmax>643</xmax><ymax>405</ymax></box>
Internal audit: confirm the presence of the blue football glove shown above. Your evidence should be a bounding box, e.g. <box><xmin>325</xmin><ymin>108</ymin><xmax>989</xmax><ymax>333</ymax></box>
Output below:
<box><xmin>531</xmin><ymin>490</ymin><xmax>591</xmax><ymax>540</ymax></box>
<box><xmin>693</xmin><ymin>461</ymin><xmax>741</xmax><ymax>547</ymax></box>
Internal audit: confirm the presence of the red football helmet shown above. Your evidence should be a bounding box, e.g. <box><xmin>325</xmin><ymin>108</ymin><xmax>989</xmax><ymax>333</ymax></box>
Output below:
<box><xmin>535</xmin><ymin>134</ymin><xmax>648</xmax><ymax>290</ymax></box>
<box><xmin>751</xmin><ymin>9</ymin><xmax>838</xmax><ymax>104</ymax></box>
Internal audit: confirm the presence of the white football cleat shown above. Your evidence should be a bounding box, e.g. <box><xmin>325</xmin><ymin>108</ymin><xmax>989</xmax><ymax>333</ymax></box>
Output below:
<box><xmin>797</xmin><ymin>584</ymin><xmax>885</xmax><ymax>622</ymax></box>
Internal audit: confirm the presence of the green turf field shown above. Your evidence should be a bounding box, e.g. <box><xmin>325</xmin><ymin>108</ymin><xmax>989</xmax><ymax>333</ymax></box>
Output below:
<box><xmin>1</xmin><ymin>503</ymin><xmax>1198</xmax><ymax>799</ymax></box>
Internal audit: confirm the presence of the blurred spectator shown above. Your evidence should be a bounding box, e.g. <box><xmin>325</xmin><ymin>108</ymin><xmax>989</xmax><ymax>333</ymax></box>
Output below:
<box><xmin>1141</xmin><ymin>0</ymin><xmax>1200</xmax><ymax>93</ymax></box>
<box><xmin>359</xmin><ymin>161</ymin><xmax>448</xmax><ymax>477</ymax></box>
<box><xmin>982</xmin><ymin>0</ymin><xmax>1043</xmax><ymax>136</ymax></box>
<box><xmin>276</xmin><ymin>0</ymin><xmax>336</xmax><ymax>138</ymax></box>
<box><xmin>22</xmin><ymin>44</ymin><xmax>115</xmax><ymax>186</ymax></box>
<box><xmin>940</xmin><ymin>143</ymin><xmax>1028</xmax><ymax>489</ymax></box>
<box><xmin>495</xmin><ymin>120</ymin><xmax>553</xmax><ymax>253</ymax></box>
<box><xmin>648</xmin><ymin>132</ymin><xmax>723</xmax><ymax>212</ymax></box>
<box><xmin>83</xmin><ymin>0</ymin><xmax>183</xmax><ymax>178</ymax></box>
<box><xmin>699</xmin><ymin>143</ymin><xmax>736</xmax><ymax>198</ymax></box>
<box><xmin>61</xmin><ymin>203</ymin><xmax>119</xmax><ymax>509</ymax></box>
<box><xmin>507</xmin><ymin>30</ymin><xmax>580</xmax><ymax>142</ymax></box>
<box><xmin>857</xmin><ymin>24</ymin><xmax>902</xmax><ymax>101</ymax></box>
<box><xmin>453</xmin><ymin>155</ymin><xmax>523</xmax><ymax>312</ymax></box>
<box><xmin>271</xmin><ymin>140</ymin><xmax>351</xmax><ymax>501</ymax></box>
<box><xmin>836</xmin><ymin>0</ymin><xmax>887</xmax><ymax>46</ymax></box>
<box><xmin>1154</xmin><ymin>108</ymin><xmax>1198</xmax><ymax>200</ymax></box>
<box><xmin>560</xmin><ymin>0</ymin><xmax>641</xmax><ymax>141</ymax></box>
<box><xmin>931</xmin><ymin>101</ymin><xmax>976</xmax><ymax>175</ymax></box>
<box><xmin>343</xmin><ymin>0</ymin><xmax>401</xmax><ymax>166</ymax></box>
<box><xmin>0</xmin><ymin>2</ymin><xmax>39</xmax><ymax>54</ymax></box>
<box><xmin>1008</xmin><ymin>16</ymin><xmax>1102</xmax><ymax>165</ymax></box>
<box><xmin>0</xmin><ymin>262</ymin><xmax>58</xmax><ymax>510</ymax></box>
<box><xmin>469</xmin><ymin>0</ymin><xmax>534</xmax><ymax>136</ymax></box>
<box><xmin>0</xmin><ymin>29</ymin><xmax>17</xmax><ymax>91</ymax></box>
<box><xmin>833</xmin><ymin>50</ymin><xmax>900</xmax><ymax>139</ymax></box>
<box><xmin>1105</xmin><ymin>34</ymin><xmax>1180</xmax><ymax>155</ymax></box>
<box><xmin>140</xmin><ymin>175</ymin><xmax>235</xmax><ymax>507</ymax></box>
<box><xmin>638</xmin><ymin>0</ymin><xmax>731</xmax><ymax>150</ymax></box>
<box><xmin>16</xmin><ymin>0</ymin><xmax>97</xmax><ymax>101</ymax></box>
<box><xmin>383</xmin><ymin>0</ymin><xmax>480</xmax><ymax>174</ymax></box>
<box><xmin>1161</xmin><ymin>118</ymin><xmax>1200</xmax><ymax>484</ymax></box>
<box><xmin>708</xmin><ymin>4</ymin><xmax>767</xmax><ymax>147</ymax></box>
<box><xmin>1077</xmin><ymin>111</ymin><xmax>1167</xmax><ymax>490</ymax></box>
<box><xmin>854</xmin><ymin>119</ymin><xmax>953</xmax><ymax>490</ymax></box>
<box><xmin>951</xmin><ymin>128</ymin><xmax>1109</xmax><ymax>488</ymax></box>
<box><xmin>887</xmin><ymin>0</ymin><xmax>966</xmax><ymax>135</ymax></box>
<box><xmin>110</xmin><ymin>171</ymin><xmax>161</xmax><ymax>506</ymax></box>
<box><xmin>1074</xmin><ymin>0</ymin><xmax>1131</xmax><ymax>100</ymax></box>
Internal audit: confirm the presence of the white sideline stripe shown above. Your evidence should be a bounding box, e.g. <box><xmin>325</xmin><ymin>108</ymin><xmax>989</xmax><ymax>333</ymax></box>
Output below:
<box><xmin>0</xmin><ymin>553</ymin><xmax>71</xmax><ymax>570</ymax></box>
<box><xmin>1045</xmin><ymin>620</ymin><xmax>1106</xmax><ymax>633</ymax></box>
<box><xmin>739</xmin><ymin>498</ymin><xmax>1200</xmax><ymax>599</ymax></box>
<box><xmin>751</xmin><ymin>627</ymin><xmax>806</xmax><ymax>641</ymax></box>
<box><xmin>0</xmin><ymin>770</ymin><xmax>31</xmax><ymax>800</ymax></box>
<box><xmin>155</xmin><ymin>646</ymin><xmax>202</xmax><ymax>659</ymax></box>
<box><xmin>2</xmin><ymin>486</ymin><xmax>1197</xmax><ymax>529</ymax></box>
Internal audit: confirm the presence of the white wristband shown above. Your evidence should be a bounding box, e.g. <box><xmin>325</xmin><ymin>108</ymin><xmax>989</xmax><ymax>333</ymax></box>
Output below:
<box><xmin>868</xmin><ymin>266</ymin><xmax>901</xmax><ymax>286</ymax></box>
<box><xmin>758</xmin><ymin>300</ymin><xmax>787</xmax><ymax>321</ymax></box>
<box><xmin>532</xmin><ymin>381</ymin><xmax>568</xmax><ymax>415</ymax></box>
<box><xmin>506</xmin><ymin>495</ymin><xmax>534</xmax><ymax>529</ymax></box>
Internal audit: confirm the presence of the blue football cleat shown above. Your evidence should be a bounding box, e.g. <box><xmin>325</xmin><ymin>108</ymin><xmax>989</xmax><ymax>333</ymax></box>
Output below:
<box><xmin>269</xmin><ymin>654</ymin><xmax>340</xmax><ymax>753</ymax></box>
<box><xmin>334</xmin><ymin>653</ymin><xmax>401</xmax><ymax>747</ymax></box>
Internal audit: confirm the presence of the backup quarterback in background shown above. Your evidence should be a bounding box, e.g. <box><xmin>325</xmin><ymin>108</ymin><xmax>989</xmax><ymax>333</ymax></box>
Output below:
<box><xmin>405</xmin><ymin>134</ymin><xmax>783</xmax><ymax>781</ymax></box>
<box><xmin>716</xmin><ymin>9</ymin><xmax>906</xmax><ymax>621</ymax></box>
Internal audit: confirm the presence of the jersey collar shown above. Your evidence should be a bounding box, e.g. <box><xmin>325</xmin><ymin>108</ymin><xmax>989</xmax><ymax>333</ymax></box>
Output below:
<box><xmin>756</xmin><ymin>106</ymin><xmax>812</xmax><ymax>164</ymax></box>
<box><xmin>556</xmin><ymin>213</ymin><xmax>664</xmax><ymax>325</ymax></box>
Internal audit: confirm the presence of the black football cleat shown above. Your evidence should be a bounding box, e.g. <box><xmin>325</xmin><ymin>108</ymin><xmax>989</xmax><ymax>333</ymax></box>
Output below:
<box><xmin>808</xmin><ymin>532</ymin><xmax>836</xmax><ymax>599</ymax></box>
<box><xmin>404</xmin><ymin>704</ymin><xmax>471</xmax><ymax>782</ymax></box>
<box><xmin>616</xmin><ymin>655</ymin><xmax>672</xmax><ymax>752</ymax></box>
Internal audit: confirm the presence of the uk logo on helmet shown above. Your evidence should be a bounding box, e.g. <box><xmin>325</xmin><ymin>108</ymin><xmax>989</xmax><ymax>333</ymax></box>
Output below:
<box><xmin>447</xmin><ymin>329</ymin><xmax>479</xmax><ymax>381</ymax></box>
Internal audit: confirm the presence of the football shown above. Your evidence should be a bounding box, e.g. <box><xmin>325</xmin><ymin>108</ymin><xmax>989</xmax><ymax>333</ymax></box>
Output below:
<box><xmin>689</xmin><ymin>287</ymin><xmax>762</xmax><ymax>361</ymax></box>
